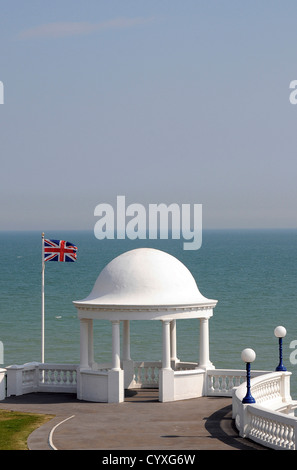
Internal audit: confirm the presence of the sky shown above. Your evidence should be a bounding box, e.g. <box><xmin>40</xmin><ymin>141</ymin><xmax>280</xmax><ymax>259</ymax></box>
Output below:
<box><xmin>1</xmin><ymin>0</ymin><xmax>297</xmax><ymax>231</ymax></box>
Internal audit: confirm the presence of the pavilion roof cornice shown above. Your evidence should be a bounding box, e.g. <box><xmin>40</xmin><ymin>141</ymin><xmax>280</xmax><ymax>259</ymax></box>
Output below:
<box><xmin>73</xmin><ymin>302</ymin><xmax>217</xmax><ymax>312</ymax></box>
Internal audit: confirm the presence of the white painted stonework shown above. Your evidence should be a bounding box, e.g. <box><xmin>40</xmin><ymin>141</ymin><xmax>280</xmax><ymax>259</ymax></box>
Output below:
<box><xmin>0</xmin><ymin>369</ymin><xmax>6</xmax><ymax>400</ymax></box>
<box><xmin>73</xmin><ymin>248</ymin><xmax>217</xmax><ymax>403</ymax></box>
<box><xmin>76</xmin><ymin>247</ymin><xmax>214</xmax><ymax>307</ymax></box>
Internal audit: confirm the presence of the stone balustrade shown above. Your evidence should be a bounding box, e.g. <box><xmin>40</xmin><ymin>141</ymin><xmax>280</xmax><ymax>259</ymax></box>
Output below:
<box><xmin>6</xmin><ymin>363</ymin><xmax>78</xmax><ymax>396</ymax></box>
<box><xmin>133</xmin><ymin>361</ymin><xmax>162</xmax><ymax>388</ymax></box>
<box><xmin>207</xmin><ymin>369</ymin><xmax>268</xmax><ymax>397</ymax></box>
<box><xmin>0</xmin><ymin>369</ymin><xmax>6</xmax><ymax>400</ymax></box>
<box><xmin>233</xmin><ymin>371</ymin><xmax>297</xmax><ymax>450</ymax></box>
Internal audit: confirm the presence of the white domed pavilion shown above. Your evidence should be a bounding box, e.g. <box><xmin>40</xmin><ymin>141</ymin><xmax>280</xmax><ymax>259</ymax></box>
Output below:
<box><xmin>73</xmin><ymin>248</ymin><xmax>217</xmax><ymax>403</ymax></box>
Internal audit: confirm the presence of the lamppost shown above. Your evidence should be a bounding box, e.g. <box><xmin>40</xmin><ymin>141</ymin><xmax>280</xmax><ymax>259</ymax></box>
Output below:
<box><xmin>274</xmin><ymin>326</ymin><xmax>287</xmax><ymax>372</ymax></box>
<box><xmin>241</xmin><ymin>348</ymin><xmax>256</xmax><ymax>404</ymax></box>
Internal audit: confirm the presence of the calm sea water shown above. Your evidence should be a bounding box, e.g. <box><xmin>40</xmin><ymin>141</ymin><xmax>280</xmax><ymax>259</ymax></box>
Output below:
<box><xmin>0</xmin><ymin>230</ymin><xmax>296</xmax><ymax>394</ymax></box>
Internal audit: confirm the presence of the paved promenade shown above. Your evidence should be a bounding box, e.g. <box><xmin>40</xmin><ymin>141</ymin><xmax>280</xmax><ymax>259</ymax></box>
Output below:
<box><xmin>0</xmin><ymin>390</ymin><xmax>267</xmax><ymax>451</ymax></box>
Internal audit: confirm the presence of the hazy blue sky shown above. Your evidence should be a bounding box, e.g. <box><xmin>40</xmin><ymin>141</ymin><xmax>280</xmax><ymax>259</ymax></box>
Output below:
<box><xmin>1</xmin><ymin>1</ymin><xmax>297</xmax><ymax>230</ymax></box>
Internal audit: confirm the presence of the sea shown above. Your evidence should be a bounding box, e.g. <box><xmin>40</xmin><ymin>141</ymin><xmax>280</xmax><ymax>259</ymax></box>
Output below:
<box><xmin>0</xmin><ymin>229</ymin><xmax>297</xmax><ymax>395</ymax></box>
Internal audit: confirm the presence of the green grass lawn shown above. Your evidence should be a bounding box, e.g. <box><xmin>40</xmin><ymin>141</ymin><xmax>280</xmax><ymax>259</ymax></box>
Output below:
<box><xmin>0</xmin><ymin>409</ymin><xmax>54</xmax><ymax>450</ymax></box>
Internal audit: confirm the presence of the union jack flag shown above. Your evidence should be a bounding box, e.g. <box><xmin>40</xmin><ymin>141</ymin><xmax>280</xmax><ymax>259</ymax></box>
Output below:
<box><xmin>44</xmin><ymin>239</ymin><xmax>77</xmax><ymax>262</ymax></box>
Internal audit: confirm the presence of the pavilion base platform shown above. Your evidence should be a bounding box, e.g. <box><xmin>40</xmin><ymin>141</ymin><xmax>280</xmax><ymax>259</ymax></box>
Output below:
<box><xmin>77</xmin><ymin>368</ymin><xmax>124</xmax><ymax>403</ymax></box>
<box><xmin>76</xmin><ymin>361</ymin><xmax>209</xmax><ymax>403</ymax></box>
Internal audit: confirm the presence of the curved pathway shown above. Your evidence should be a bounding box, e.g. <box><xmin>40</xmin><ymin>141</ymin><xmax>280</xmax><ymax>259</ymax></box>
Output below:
<box><xmin>0</xmin><ymin>390</ymin><xmax>267</xmax><ymax>451</ymax></box>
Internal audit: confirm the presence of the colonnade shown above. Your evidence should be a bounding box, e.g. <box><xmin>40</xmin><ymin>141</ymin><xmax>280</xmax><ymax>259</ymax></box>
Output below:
<box><xmin>79</xmin><ymin>316</ymin><xmax>213</xmax><ymax>372</ymax></box>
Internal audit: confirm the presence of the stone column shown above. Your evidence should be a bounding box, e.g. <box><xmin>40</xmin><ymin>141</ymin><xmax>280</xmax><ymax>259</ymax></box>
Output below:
<box><xmin>80</xmin><ymin>319</ymin><xmax>89</xmax><ymax>369</ymax></box>
<box><xmin>199</xmin><ymin>317</ymin><xmax>214</xmax><ymax>369</ymax></box>
<box><xmin>108</xmin><ymin>320</ymin><xmax>124</xmax><ymax>403</ymax></box>
<box><xmin>88</xmin><ymin>319</ymin><xmax>94</xmax><ymax>367</ymax></box>
<box><xmin>170</xmin><ymin>320</ymin><xmax>178</xmax><ymax>367</ymax></box>
<box><xmin>111</xmin><ymin>320</ymin><xmax>121</xmax><ymax>370</ymax></box>
<box><xmin>162</xmin><ymin>320</ymin><xmax>172</xmax><ymax>370</ymax></box>
<box><xmin>159</xmin><ymin>319</ymin><xmax>174</xmax><ymax>402</ymax></box>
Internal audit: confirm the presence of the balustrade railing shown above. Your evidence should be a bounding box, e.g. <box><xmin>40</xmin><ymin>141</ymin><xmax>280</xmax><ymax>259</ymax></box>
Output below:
<box><xmin>6</xmin><ymin>363</ymin><xmax>78</xmax><ymax>396</ymax></box>
<box><xmin>39</xmin><ymin>364</ymin><xmax>77</xmax><ymax>392</ymax></box>
<box><xmin>175</xmin><ymin>362</ymin><xmax>197</xmax><ymax>371</ymax></box>
<box><xmin>233</xmin><ymin>371</ymin><xmax>297</xmax><ymax>450</ymax></box>
<box><xmin>247</xmin><ymin>404</ymin><xmax>297</xmax><ymax>450</ymax></box>
<box><xmin>132</xmin><ymin>361</ymin><xmax>199</xmax><ymax>388</ymax></box>
<box><xmin>133</xmin><ymin>361</ymin><xmax>161</xmax><ymax>388</ymax></box>
<box><xmin>207</xmin><ymin>369</ymin><xmax>267</xmax><ymax>397</ymax></box>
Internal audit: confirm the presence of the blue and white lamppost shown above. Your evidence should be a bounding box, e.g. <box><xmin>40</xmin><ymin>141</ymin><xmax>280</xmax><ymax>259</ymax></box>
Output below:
<box><xmin>241</xmin><ymin>348</ymin><xmax>256</xmax><ymax>404</ymax></box>
<box><xmin>274</xmin><ymin>326</ymin><xmax>287</xmax><ymax>372</ymax></box>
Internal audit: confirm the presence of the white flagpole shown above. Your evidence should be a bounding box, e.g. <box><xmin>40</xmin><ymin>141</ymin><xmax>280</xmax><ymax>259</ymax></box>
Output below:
<box><xmin>41</xmin><ymin>232</ymin><xmax>45</xmax><ymax>363</ymax></box>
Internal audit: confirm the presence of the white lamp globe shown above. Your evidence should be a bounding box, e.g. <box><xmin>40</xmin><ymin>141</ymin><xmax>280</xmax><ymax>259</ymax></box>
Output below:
<box><xmin>274</xmin><ymin>326</ymin><xmax>287</xmax><ymax>338</ymax></box>
<box><xmin>241</xmin><ymin>348</ymin><xmax>256</xmax><ymax>363</ymax></box>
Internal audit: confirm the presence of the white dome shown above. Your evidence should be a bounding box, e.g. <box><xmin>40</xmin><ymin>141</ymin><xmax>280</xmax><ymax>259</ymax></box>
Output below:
<box><xmin>76</xmin><ymin>248</ymin><xmax>215</xmax><ymax>307</ymax></box>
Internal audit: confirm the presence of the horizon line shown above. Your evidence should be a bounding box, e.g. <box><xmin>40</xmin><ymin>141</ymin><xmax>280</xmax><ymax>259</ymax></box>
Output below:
<box><xmin>1</xmin><ymin>227</ymin><xmax>297</xmax><ymax>233</ymax></box>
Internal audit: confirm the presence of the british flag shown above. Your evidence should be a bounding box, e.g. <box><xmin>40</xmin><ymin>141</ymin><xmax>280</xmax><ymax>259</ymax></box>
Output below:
<box><xmin>44</xmin><ymin>239</ymin><xmax>77</xmax><ymax>262</ymax></box>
